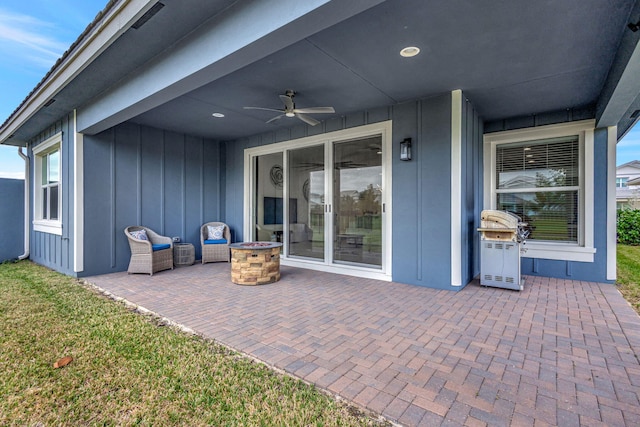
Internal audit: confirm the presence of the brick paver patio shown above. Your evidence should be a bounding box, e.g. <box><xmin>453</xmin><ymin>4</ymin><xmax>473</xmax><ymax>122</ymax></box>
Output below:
<box><xmin>86</xmin><ymin>263</ymin><xmax>640</xmax><ymax>426</ymax></box>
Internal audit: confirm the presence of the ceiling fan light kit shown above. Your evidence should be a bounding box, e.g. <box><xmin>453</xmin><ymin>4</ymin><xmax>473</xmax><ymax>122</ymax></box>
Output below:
<box><xmin>244</xmin><ymin>89</ymin><xmax>335</xmax><ymax>126</ymax></box>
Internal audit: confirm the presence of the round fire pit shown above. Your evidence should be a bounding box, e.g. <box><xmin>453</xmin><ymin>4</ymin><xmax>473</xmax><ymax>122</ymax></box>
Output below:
<box><xmin>229</xmin><ymin>242</ymin><xmax>283</xmax><ymax>285</ymax></box>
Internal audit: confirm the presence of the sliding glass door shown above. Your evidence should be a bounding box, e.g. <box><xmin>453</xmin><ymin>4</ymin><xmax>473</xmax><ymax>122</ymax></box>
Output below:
<box><xmin>254</xmin><ymin>152</ymin><xmax>284</xmax><ymax>243</ymax></box>
<box><xmin>246</xmin><ymin>122</ymin><xmax>391</xmax><ymax>278</ymax></box>
<box><xmin>333</xmin><ymin>136</ymin><xmax>382</xmax><ymax>267</ymax></box>
<box><xmin>288</xmin><ymin>145</ymin><xmax>325</xmax><ymax>260</ymax></box>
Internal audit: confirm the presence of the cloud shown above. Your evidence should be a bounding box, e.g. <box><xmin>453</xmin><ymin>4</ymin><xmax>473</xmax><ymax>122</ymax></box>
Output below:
<box><xmin>0</xmin><ymin>8</ymin><xmax>68</xmax><ymax>69</ymax></box>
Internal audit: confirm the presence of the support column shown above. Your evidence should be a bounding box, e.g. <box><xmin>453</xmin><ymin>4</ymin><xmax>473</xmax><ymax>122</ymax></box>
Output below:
<box><xmin>607</xmin><ymin>126</ymin><xmax>617</xmax><ymax>281</ymax></box>
<box><xmin>451</xmin><ymin>90</ymin><xmax>463</xmax><ymax>286</ymax></box>
<box><xmin>73</xmin><ymin>110</ymin><xmax>84</xmax><ymax>273</ymax></box>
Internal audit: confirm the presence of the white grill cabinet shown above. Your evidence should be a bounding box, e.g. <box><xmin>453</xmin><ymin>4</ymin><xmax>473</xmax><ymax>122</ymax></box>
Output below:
<box><xmin>477</xmin><ymin>210</ymin><xmax>528</xmax><ymax>291</ymax></box>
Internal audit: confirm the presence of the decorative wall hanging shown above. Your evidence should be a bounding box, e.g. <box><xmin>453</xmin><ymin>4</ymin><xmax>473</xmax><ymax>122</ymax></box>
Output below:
<box><xmin>270</xmin><ymin>165</ymin><xmax>283</xmax><ymax>188</ymax></box>
<box><xmin>302</xmin><ymin>179</ymin><xmax>310</xmax><ymax>201</ymax></box>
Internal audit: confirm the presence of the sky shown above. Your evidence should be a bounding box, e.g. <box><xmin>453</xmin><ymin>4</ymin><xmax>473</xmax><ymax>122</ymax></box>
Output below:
<box><xmin>0</xmin><ymin>1</ymin><xmax>639</xmax><ymax>179</ymax></box>
<box><xmin>0</xmin><ymin>0</ymin><xmax>106</xmax><ymax>179</ymax></box>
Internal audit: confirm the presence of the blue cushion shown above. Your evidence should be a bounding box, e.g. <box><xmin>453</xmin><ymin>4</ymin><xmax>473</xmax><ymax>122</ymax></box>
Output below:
<box><xmin>152</xmin><ymin>243</ymin><xmax>171</xmax><ymax>251</ymax></box>
<box><xmin>204</xmin><ymin>239</ymin><xmax>227</xmax><ymax>245</ymax></box>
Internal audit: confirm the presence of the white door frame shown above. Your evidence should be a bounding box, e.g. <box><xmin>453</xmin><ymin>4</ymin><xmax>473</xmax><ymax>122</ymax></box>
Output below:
<box><xmin>243</xmin><ymin>121</ymin><xmax>393</xmax><ymax>281</ymax></box>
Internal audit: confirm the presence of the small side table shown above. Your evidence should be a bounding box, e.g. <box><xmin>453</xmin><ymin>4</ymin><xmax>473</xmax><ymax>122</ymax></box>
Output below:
<box><xmin>173</xmin><ymin>243</ymin><xmax>195</xmax><ymax>266</ymax></box>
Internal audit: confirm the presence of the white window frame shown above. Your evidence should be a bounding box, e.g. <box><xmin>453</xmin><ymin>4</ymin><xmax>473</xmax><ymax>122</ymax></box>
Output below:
<box><xmin>483</xmin><ymin>120</ymin><xmax>596</xmax><ymax>262</ymax></box>
<box><xmin>33</xmin><ymin>132</ymin><xmax>62</xmax><ymax>235</ymax></box>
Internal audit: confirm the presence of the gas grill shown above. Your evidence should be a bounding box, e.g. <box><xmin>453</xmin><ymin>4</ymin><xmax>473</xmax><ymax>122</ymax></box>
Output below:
<box><xmin>477</xmin><ymin>210</ymin><xmax>529</xmax><ymax>291</ymax></box>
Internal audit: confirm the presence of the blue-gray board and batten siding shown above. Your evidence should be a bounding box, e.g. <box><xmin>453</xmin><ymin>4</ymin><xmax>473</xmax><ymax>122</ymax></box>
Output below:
<box><xmin>82</xmin><ymin>124</ymin><xmax>223</xmax><ymax>277</ymax></box>
<box><xmin>0</xmin><ymin>178</ymin><xmax>24</xmax><ymax>262</ymax></box>
<box><xmin>28</xmin><ymin>92</ymin><xmax>612</xmax><ymax>288</ymax></box>
<box><xmin>78</xmin><ymin>93</ymin><xmax>482</xmax><ymax>289</ymax></box>
<box><xmin>223</xmin><ymin>93</ymin><xmax>483</xmax><ymax>290</ymax></box>
<box><xmin>29</xmin><ymin>116</ymin><xmax>76</xmax><ymax>274</ymax></box>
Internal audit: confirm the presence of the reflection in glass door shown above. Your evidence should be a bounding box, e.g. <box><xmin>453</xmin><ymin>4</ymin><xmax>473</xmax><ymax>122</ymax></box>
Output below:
<box><xmin>333</xmin><ymin>136</ymin><xmax>382</xmax><ymax>267</ymax></box>
<box><xmin>254</xmin><ymin>152</ymin><xmax>284</xmax><ymax>243</ymax></box>
<box><xmin>288</xmin><ymin>145</ymin><xmax>325</xmax><ymax>260</ymax></box>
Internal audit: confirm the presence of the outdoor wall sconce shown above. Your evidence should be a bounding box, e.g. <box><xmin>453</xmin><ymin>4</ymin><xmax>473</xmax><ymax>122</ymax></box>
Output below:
<box><xmin>400</xmin><ymin>138</ymin><xmax>412</xmax><ymax>161</ymax></box>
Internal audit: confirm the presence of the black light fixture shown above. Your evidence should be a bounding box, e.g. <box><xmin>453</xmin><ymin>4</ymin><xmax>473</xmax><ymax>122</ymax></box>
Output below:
<box><xmin>400</xmin><ymin>138</ymin><xmax>412</xmax><ymax>161</ymax></box>
<box><xmin>629</xmin><ymin>20</ymin><xmax>640</xmax><ymax>32</ymax></box>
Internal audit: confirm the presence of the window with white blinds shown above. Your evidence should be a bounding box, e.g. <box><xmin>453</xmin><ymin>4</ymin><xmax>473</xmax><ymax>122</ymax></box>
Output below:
<box><xmin>495</xmin><ymin>136</ymin><xmax>580</xmax><ymax>242</ymax></box>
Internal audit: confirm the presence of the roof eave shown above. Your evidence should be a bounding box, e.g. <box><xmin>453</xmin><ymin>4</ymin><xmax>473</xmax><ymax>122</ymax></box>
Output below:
<box><xmin>0</xmin><ymin>0</ymin><xmax>158</xmax><ymax>146</ymax></box>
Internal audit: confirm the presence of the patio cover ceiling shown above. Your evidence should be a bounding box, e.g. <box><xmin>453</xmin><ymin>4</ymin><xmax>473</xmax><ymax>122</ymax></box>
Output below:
<box><xmin>2</xmin><ymin>0</ymin><xmax>639</xmax><ymax>145</ymax></box>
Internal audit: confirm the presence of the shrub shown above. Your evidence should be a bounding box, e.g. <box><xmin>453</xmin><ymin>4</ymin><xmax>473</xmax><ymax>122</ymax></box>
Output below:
<box><xmin>617</xmin><ymin>209</ymin><xmax>640</xmax><ymax>245</ymax></box>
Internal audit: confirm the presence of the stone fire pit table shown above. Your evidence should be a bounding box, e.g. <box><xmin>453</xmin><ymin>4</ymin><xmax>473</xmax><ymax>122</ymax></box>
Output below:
<box><xmin>229</xmin><ymin>242</ymin><xmax>283</xmax><ymax>285</ymax></box>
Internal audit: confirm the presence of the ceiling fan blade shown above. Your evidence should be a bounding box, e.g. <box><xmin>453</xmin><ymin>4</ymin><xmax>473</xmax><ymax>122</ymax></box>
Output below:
<box><xmin>279</xmin><ymin>95</ymin><xmax>294</xmax><ymax>111</ymax></box>
<box><xmin>296</xmin><ymin>113</ymin><xmax>320</xmax><ymax>126</ymax></box>
<box><xmin>244</xmin><ymin>106</ymin><xmax>284</xmax><ymax>113</ymax></box>
<box><xmin>293</xmin><ymin>107</ymin><xmax>335</xmax><ymax>114</ymax></box>
<box><xmin>266</xmin><ymin>114</ymin><xmax>285</xmax><ymax>124</ymax></box>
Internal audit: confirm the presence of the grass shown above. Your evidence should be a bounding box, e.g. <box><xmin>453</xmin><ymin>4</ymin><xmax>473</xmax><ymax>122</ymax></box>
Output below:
<box><xmin>0</xmin><ymin>261</ymin><xmax>382</xmax><ymax>426</ymax></box>
<box><xmin>617</xmin><ymin>244</ymin><xmax>640</xmax><ymax>315</ymax></box>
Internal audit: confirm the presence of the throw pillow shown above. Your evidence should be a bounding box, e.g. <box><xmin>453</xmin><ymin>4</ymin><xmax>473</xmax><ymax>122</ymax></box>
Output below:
<box><xmin>130</xmin><ymin>229</ymin><xmax>148</xmax><ymax>241</ymax></box>
<box><xmin>207</xmin><ymin>225</ymin><xmax>225</xmax><ymax>240</ymax></box>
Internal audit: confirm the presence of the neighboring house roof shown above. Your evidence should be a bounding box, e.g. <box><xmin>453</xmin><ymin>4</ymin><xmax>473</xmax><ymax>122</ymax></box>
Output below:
<box><xmin>1</xmin><ymin>0</ymin><xmax>639</xmax><ymax>146</ymax></box>
<box><xmin>617</xmin><ymin>160</ymin><xmax>640</xmax><ymax>171</ymax></box>
<box><xmin>617</xmin><ymin>187</ymin><xmax>640</xmax><ymax>197</ymax></box>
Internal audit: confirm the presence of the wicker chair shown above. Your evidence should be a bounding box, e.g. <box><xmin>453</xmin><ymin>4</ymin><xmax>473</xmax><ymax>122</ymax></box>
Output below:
<box><xmin>200</xmin><ymin>222</ymin><xmax>231</xmax><ymax>263</ymax></box>
<box><xmin>124</xmin><ymin>226</ymin><xmax>174</xmax><ymax>275</ymax></box>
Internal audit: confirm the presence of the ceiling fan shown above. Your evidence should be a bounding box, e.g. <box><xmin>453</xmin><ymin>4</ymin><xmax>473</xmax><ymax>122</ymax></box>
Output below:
<box><xmin>244</xmin><ymin>89</ymin><xmax>335</xmax><ymax>126</ymax></box>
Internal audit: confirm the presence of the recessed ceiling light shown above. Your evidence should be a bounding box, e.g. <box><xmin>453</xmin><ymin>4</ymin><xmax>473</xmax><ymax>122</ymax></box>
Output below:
<box><xmin>400</xmin><ymin>46</ymin><xmax>420</xmax><ymax>57</ymax></box>
<box><xmin>212</xmin><ymin>112</ymin><xmax>225</xmax><ymax>118</ymax></box>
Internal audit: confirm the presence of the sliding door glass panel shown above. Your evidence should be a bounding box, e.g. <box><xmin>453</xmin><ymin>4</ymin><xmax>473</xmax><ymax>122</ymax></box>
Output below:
<box><xmin>333</xmin><ymin>136</ymin><xmax>382</xmax><ymax>267</ymax></box>
<box><xmin>254</xmin><ymin>152</ymin><xmax>284</xmax><ymax>242</ymax></box>
<box><xmin>288</xmin><ymin>145</ymin><xmax>325</xmax><ymax>260</ymax></box>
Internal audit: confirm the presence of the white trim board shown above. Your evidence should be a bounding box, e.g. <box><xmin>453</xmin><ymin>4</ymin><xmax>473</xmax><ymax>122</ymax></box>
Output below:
<box><xmin>450</xmin><ymin>90</ymin><xmax>463</xmax><ymax>286</ymax></box>
<box><xmin>33</xmin><ymin>132</ymin><xmax>63</xmax><ymax>236</ymax></box>
<box><xmin>607</xmin><ymin>126</ymin><xmax>617</xmax><ymax>281</ymax></box>
<box><xmin>73</xmin><ymin>110</ymin><xmax>84</xmax><ymax>273</ymax></box>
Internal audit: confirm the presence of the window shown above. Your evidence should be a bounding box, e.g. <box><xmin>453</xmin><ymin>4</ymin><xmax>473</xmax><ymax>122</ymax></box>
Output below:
<box><xmin>617</xmin><ymin>177</ymin><xmax>628</xmax><ymax>188</ymax></box>
<box><xmin>41</xmin><ymin>150</ymin><xmax>60</xmax><ymax>220</ymax></box>
<box><xmin>484</xmin><ymin>120</ymin><xmax>596</xmax><ymax>262</ymax></box>
<box><xmin>496</xmin><ymin>136</ymin><xmax>579</xmax><ymax>242</ymax></box>
<box><xmin>33</xmin><ymin>133</ymin><xmax>62</xmax><ymax>235</ymax></box>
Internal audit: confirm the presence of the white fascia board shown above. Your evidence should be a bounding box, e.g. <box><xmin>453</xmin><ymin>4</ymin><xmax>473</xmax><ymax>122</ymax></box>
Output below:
<box><xmin>78</xmin><ymin>0</ymin><xmax>385</xmax><ymax>135</ymax></box>
<box><xmin>0</xmin><ymin>0</ymin><xmax>155</xmax><ymax>144</ymax></box>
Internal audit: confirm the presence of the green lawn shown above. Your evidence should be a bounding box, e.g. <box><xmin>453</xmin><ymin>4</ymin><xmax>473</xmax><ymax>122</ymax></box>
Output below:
<box><xmin>617</xmin><ymin>244</ymin><xmax>640</xmax><ymax>315</ymax></box>
<box><xmin>0</xmin><ymin>261</ymin><xmax>382</xmax><ymax>426</ymax></box>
